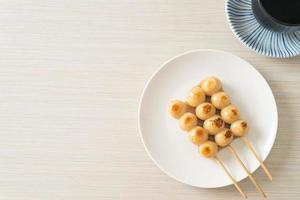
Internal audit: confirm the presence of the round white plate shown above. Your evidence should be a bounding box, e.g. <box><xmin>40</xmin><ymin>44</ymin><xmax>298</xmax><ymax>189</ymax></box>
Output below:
<box><xmin>138</xmin><ymin>49</ymin><xmax>278</xmax><ymax>188</ymax></box>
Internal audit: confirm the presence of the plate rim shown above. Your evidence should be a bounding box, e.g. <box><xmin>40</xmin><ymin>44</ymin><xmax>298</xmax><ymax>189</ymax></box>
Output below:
<box><xmin>225</xmin><ymin>0</ymin><xmax>300</xmax><ymax>58</ymax></box>
<box><xmin>138</xmin><ymin>49</ymin><xmax>278</xmax><ymax>188</ymax></box>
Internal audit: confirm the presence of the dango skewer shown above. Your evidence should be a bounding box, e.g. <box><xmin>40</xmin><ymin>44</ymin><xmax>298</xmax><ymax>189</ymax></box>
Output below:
<box><xmin>169</xmin><ymin>99</ymin><xmax>247</xmax><ymax>198</ymax></box>
<box><xmin>231</xmin><ymin>120</ymin><xmax>273</xmax><ymax>181</ymax></box>
<box><xmin>211</xmin><ymin>90</ymin><xmax>273</xmax><ymax>181</ymax></box>
<box><xmin>205</xmin><ymin>115</ymin><xmax>266</xmax><ymax>197</ymax></box>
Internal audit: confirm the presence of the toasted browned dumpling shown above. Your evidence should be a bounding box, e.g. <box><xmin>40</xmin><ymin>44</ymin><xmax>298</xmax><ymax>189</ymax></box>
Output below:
<box><xmin>199</xmin><ymin>77</ymin><xmax>222</xmax><ymax>96</ymax></box>
<box><xmin>189</xmin><ymin>126</ymin><xmax>208</xmax><ymax>145</ymax></box>
<box><xmin>215</xmin><ymin>129</ymin><xmax>234</xmax><ymax>147</ymax></box>
<box><xmin>168</xmin><ymin>100</ymin><xmax>187</xmax><ymax>119</ymax></box>
<box><xmin>221</xmin><ymin>105</ymin><xmax>240</xmax><ymax>124</ymax></box>
<box><xmin>231</xmin><ymin>120</ymin><xmax>249</xmax><ymax>137</ymax></box>
<box><xmin>195</xmin><ymin>102</ymin><xmax>216</xmax><ymax>120</ymax></box>
<box><xmin>211</xmin><ymin>91</ymin><xmax>231</xmax><ymax>109</ymax></box>
<box><xmin>199</xmin><ymin>141</ymin><xmax>218</xmax><ymax>158</ymax></box>
<box><xmin>186</xmin><ymin>86</ymin><xmax>206</xmax><ymax>107</ymax></box>
<box><xmin>179</xmin><ymin>112</ymin><xmax>198</xmax><ymax>131</ymax></box>
<box><xmin>203</xmin><ymin>115</ymin><xmax>225</xmax><ymax>135</ymax></box>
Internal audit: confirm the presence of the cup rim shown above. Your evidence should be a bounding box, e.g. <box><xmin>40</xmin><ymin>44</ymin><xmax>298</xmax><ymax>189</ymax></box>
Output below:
<box><xmin>258</xmin><ymin>0</ymin><xmax>300</xmax><ymax>27</ymax></box>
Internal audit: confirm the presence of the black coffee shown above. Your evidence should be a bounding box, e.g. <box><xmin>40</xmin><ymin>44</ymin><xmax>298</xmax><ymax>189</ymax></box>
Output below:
<box><xmin>261</xmin><ymin>0</ymin><xmax>300</xmax><ymax>25</ymax></box>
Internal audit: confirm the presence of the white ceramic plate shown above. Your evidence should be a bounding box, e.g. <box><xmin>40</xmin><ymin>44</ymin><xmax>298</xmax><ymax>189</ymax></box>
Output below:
<box><xmin>138</xmin><ymin>49</ymin><xmax>278</xmax><ymax>188</ymax></box>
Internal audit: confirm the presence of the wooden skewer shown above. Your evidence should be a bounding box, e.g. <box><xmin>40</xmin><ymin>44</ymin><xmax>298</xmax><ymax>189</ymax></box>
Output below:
<box><xmin>242</xmin><ymin>137</ymin><xmax>273</xmax><ymax>181</ymax></box>
<box><xmin>214</xmin><ymin>156</ymin><xmax>247</xmax><ymax>199</ymax></box>
<box><xmin>228</xmin><ymin>145</ymin><xmax>267</xmax><ymax>198</ymax></box>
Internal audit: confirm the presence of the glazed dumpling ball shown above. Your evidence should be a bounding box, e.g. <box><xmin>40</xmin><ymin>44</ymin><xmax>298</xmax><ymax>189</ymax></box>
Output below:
<box><xmin>211</xmin><ymin>92</ymin><xmax>231</xmax><ymax>109</ymax></box>
<box><xmin>195</xmin><ymin>102</ymin><xmax>216</xmax><ymax>120</ymax></box>
<box><xmin>231</xmin><ymin>120</ymin><xmax>249</xmax><ymax>137</ymax></box>
<box><xmin>186</xmin><ymin>86</ymin><xmax>206</xmax><ymax>107</ymax></box>
<box><xmin>221</xmin><ymin>105</ymin><xmax>240</xmax><ymax>124</ymax></box>
<box><xmin>179</xmin><ymin>112</ymin><xmax>198</xmax><ymax>131</ymax></box>
<box><xmin>203</xmin><ymin>115</ymin><xmax>225</xmax><ymax>135</ymax></box>
<box><xmin>189</xmin><ymin>126</ymin><xmax>208</xmax><ymax>145</ymax></box>
<box><xmin>200</xmin><ymin>76</ymin><xmax>222</xmax><ymax>96</ymax></box>
<box><xmin>199</xmin><ymin>141</ymin><xmax>218</xmax><ymax>158</ymax></box>
<box><xmin>215</xmin><ymin>129</ymin><xmax>234</xmax><ymax>147</ymax></box>
<box><xmin>169</xmin><ymin>100</ymin><xmax>187</xmax><ymax>119</ymax></box>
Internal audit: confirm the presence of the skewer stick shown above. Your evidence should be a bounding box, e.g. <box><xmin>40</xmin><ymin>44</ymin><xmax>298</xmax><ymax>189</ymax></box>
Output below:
<box><xmin>228</xmin><ymin>145</ymin><xmax>267</xmax><ymax>198</ymax></box>
<box><xmin>242</xmin><ymin>137</ymin><xmax>273</xmax><ymax>181</ymax></box>
<box><xmin>215</xmin><ymin>156</ymin><xmax>247</xmax><ymax>199</ymax></box>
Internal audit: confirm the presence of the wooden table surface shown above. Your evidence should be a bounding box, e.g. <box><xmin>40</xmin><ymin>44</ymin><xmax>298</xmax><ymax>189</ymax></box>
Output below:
<box><xmin>0</xmin><ymin>0</ymin><xmax>299</xmax><ymax>199</ymax></box>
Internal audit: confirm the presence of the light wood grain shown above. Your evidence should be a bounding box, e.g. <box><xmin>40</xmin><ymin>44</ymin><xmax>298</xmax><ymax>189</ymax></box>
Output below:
<box><xmin>0</xmin><ymin>0</ymin><xmax>299</xmax><ymax>199</ymax></box>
